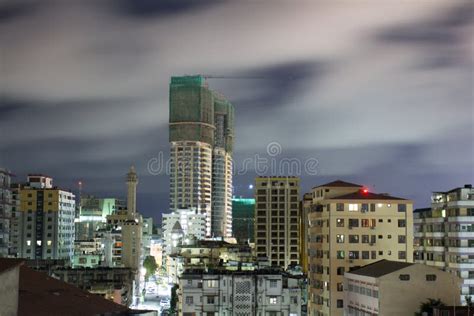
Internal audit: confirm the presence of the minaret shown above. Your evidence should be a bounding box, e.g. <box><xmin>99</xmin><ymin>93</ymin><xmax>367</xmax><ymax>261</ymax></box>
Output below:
<box><xmin>126</xmin><ymin>165</ymin><xmax>138</xmax><ymax>215</ymax></box>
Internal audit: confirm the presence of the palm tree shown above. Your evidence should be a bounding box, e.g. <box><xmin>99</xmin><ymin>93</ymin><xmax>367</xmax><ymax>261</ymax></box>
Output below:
<box><xmin>415</xmin><ymin>298</ymin><xmax>446</xmax><ymax>316</ymax></box>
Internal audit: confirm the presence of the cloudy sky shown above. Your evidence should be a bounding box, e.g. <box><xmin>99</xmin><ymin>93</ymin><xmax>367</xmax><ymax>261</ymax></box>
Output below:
<box><xmin>1</xmin><ymin>0</ymin><xmax>473</xmax><ymax>223</ymax></box>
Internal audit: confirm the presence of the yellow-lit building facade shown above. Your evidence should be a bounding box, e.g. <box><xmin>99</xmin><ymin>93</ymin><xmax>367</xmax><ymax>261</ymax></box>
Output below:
<box><xmin>307</xmin><ymin>180</ymin><xmax>413</xmax><ymax>316</ymax></box>
<box><xmin>14</xmin><ymin>175</ymin><xmax>75</xmax><ymax>260</ymax></box>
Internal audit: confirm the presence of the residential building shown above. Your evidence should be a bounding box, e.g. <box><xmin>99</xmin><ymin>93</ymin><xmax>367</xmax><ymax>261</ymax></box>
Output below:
<box><xmin>162</xmin><ymin>208</ymin><xmax>206</xmax><ymax>254</ymax></box>
<box><xmin>166</xmin><ymin>239</ymin><xmax>254</xmax><ymax>284</ymax></box>
<box><xmin>232</xmin><ymin>197</ymin><xmax>255</xmax><ymax>243</ymax></box>
<box><xmin>52</xmin><ymin>266</ymin><xmax>136</xmax><ymax>306</ymax></box>
<box><xmin>301</xmin><ymin>192</ymin><xmax>312</xmax><ymax>274</ymax></box>
<box><xmin>414</xmin><ymin>184</ymin><xmax>474</xmax><ymax>305</ymax></box>
<box><xmin>72</xmin><ymin>239</ymin><xmax>103</xmax><ymax>268</ymax></box>
<box><xmin>14</xmin><ymin>175</ymin><xmax>76</xmax><ymax>261</ymax></box>
<box><xmin>178</xmin><ymin>266</ymin><xmax>304</xmax><ymax>316</ymax></box>
<box><xmin>169</xmin><ymin>75</ymin><xmax>234</xmax><ymax>238</ymax></box>
<box><xmin>344</xmin><ymin>260</ymin><xmax>461</xmax><ymax>315</ymax></box>
<box><xmin>10</xmin><ymin>183</ymin><xmax>21</xmax><ymax>257</ymax></box>
<box><xmin>307</xmin><ymin>180</ymin><xmax>413</xmax><ymax>316</ymax></box>
<box><xmin>0</xmin><ymin>168</ymin><xmax>13</xmax><ymax>257</ymax></box>
<box><xmin>75</xmin><ymin>195</ymin><xmax>124</xmax><ymax>240</ymax></box>
<box><xmin>0</xmin><ymin>258</ymin><xmax>155</xmax><ymax>315</ymax></box>
<box><xmin>142</xmin><ymin>217</ymin><xmax>153</xmax><ymax>257</ymax></box>
<box><xmin>254</xmin><ymin>176</ymin><xmax>301</xmax><ymax>269</ymax></box>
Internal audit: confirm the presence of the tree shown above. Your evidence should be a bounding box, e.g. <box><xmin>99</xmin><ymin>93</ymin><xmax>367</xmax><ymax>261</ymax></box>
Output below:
<box><xmin>170</xmin><ymin>284</ymin><xmax>179</xmax><ymax>313</ymax></box>
<box><xmin>415</xmin><ymin>298</ymin><xmax>446</xmax><ymax>316</ymax></box>
<box><xmin>143</xmin><ymin>256</ymin><xmax>158</xmax><ymax>281</ymax></box>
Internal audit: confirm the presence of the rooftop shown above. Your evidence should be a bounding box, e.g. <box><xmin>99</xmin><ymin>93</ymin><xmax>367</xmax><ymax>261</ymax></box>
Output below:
<box><xmin>347</xmin><ymin>260</ymin><xmax>414</xmax><ymax>278</ymax></box>
<box><xmin>330</xmin><ymin>190</ymin><xmax>407</xmax><ymax>201</ymax></box>
<box><xmin>312</xmin><ymin>180</ymin><xmax>362</xmax><ymax>189</ymax></box>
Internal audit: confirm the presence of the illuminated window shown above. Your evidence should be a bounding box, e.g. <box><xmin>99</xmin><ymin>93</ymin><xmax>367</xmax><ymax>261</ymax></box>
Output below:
<box><xmin>269</xmin><ymin>297</ymin><xmax>277</xmax><ymax>304</ymax></box>
<box><xmin>349</xmin><ymin>204</ymin><xmax>358</xmax><ymax>211</ymax></box>
<box><xmin>26</xmin><ymin>240</ymin><xmax>31</xmax><ymax>246</ymax></box>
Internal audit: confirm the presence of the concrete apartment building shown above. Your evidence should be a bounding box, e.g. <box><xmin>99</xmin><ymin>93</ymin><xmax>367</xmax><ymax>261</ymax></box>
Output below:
<box><xmin>301</xmin><ymin>192</ymin><xmax>312</xmax><ymax>274</ymax></box>
<box><xmin>12</xmin><ymin>175</ymin><xmax>76</xmax><ymax>261</ymax></box>
<box><xmin>0</xmin><ymin>168</ymin><xmax>13</xmax><ymax>257</ymax></box>
<box><xmin>232</xmin><ymin>197</ymin><xmax>255</xmax><ymax>243</ymax></box>
<box><xmin>169</xmin><ymin>75</ymin><xmax>234</xmax><ymax>238</ymax></box>
<box><xmin>414</xmin><ymin>184</ymin><xmax>474</xmax><ymax>305</ymax></box>
<box><xmin>178</xmin><ymin>267</ymin><xmax>304</xmax><ymax>316</ymax></box>
<box><xmin>75</xmin><ymin>195</ymin><xmax>125</xmax><ymax>240</ymax></box>
<box><xmin>162</xmin><ymin>208</ymin><xmax>207</xmax><ymax>254</ymax></box>
<box><xmin>344</xmin><ymin>260</ymin><xmax>461</xmax><ymax>315</ymax></box>
<box><xmin>307</xmin><ymin>180</ymin><xmax>413</xmax><ymax>316</ymax></box>
<box><xmin>255</xmin><ymin>176</ymin><xmax>301</xmax><ymax>269</ymax></box>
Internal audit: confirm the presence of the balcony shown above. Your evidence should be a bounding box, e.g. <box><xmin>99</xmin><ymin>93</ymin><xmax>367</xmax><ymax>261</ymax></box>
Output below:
<box><xmin>448</xmin><ymin>247</ymin><xmax>474</xmax><ymax>254</ymax></box>
<box><xmin>449</xmin><ymin>232</ymin><xmax>474</xmax><ymax>238</ymax></box>
<box><xmin>448</xmin><ymin>216</ymin><xmax>474</xmax><ymax>223</ymax></box>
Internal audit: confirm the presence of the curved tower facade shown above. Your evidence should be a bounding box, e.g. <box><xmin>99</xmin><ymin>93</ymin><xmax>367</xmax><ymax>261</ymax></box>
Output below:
<box><xmin>169</xmin><ymin>76</ymin><xmax>234</xmax><ymax>237</ymax></box>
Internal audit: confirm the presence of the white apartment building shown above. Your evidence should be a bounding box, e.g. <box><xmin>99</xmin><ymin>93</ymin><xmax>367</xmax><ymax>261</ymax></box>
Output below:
<box><xmin>162</xmin><ymin>208</ymin><xmax>207</xmax><ymax>254</ymax></box>
<box><xmin>178</xmin><ymin>267</ymin><xmax>303</xmax><ymax>316</ymax></box>
<box><xmin>414</xmin><ymin>184</ymin><xmax>474</xmax><ymax>305</ymax></box>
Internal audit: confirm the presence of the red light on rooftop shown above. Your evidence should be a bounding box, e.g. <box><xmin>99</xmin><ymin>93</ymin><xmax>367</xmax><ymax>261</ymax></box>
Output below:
<box><xmin>362</xmin><ymin>188</ymin><xmax>369</xmax><ymax>194</ymax></box>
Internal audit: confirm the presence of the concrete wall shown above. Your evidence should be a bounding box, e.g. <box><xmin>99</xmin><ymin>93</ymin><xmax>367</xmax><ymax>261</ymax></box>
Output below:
<box><xmin>0</xmin><ymin>266</ymin><xmax>20</xmax><ymax>316</ymax></box>
<box><xmin>379</xmin><ymin>264</ymin><xmax>461</xmax><ymax>315</ymax></box>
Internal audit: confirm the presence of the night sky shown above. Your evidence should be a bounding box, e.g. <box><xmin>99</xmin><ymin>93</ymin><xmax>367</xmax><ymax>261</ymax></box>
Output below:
<box><xmin>1</xmin><ymin>0</ymin><xmax>473</xmax><ymax>223</ymax></box>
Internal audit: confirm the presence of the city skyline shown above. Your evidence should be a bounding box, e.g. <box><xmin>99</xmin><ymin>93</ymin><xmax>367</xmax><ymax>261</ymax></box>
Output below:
<box><xmin>1</xmin><ymin>1</ymin><xmax>473</xmax><ymax>223</ymax></box>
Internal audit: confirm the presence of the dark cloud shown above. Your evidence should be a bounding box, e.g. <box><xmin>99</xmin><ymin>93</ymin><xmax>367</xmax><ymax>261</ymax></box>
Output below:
<box><xmin>377</xmin><ymin>2</ymin><xmax>473</xmax><ymax>45</ymax></box>
<box><xmin>210</xmin><ymin>60</ymin><xmax>328</xmax><ymax>116</ymax></box>
<box><xmin>1</xmin><ymin>1</ymin><xmax>472</xmax><ymax>222</ymax></box>
<box><xmin>0</xmin><ymin>0</ymin><xmax>38</xmax><ymax>23</ymax></box>
<box><xmin>113</xmin><ymin>0</ymin><xmax>222</xmax><ymax>18</ymax></box>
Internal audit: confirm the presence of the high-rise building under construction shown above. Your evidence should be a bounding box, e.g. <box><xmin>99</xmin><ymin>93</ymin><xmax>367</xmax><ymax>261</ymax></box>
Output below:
<box><xmin>169</xmin><ymin>75</ymin><xmax>234</xmax><ymax>237</ymax></box>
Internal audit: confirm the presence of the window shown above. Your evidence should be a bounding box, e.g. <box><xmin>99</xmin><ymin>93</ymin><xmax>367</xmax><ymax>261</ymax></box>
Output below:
<box><xmin>337</xmin><ymin>299</ymin><xmax>344</xmax><ymax>308</ymax></box>
<box><xmin>337</xmin><ymin>267</ymin><xmax>345</xmax><ymax>275</ymax></box>
<box><xmin>399</xmin><ymin>274</ymin><xmax>410</xmax><ymax>281</ymax></box>
<box><xmin>398</xmin><ymin>219</ymin><xmax>406</xmax><ymax>227</ymax></box>
<box><xmin>269</xmin><ymin>297</ymin><xmax>277</xmax><ymax>304</ymax></box>
<box><xmin>370</xmin><ymin>203</ymin><xmax>376</xmax><ymax>212</ymax></box>
<box><xmin>362</xmin><ymin>235</ymin><xmax>370</xmax><ymax>243</ymax></box>
<box><xmin>337</xmin><ymin>283</ymin><xmax>343</xmax><ymax>291</ymax></box>
<box><xmin>336</xmin><ymin>218</ymin><xmax>344</xmax><ymax>227</ymax></box>
<box><xmin>426</xmin><ymin>274</ymin><xmax>437</xmax><ymax>281</ymax></box>
<box><xmin>337</xmin><ymin>251</ymin><xmax>345</xmax><ymax>259</ymax></box>
<box><xmin>361</xmin><ymin>204</ymin><xmax>368</xmax><ymax>212</ymax></box>
<box><xmin>349</xmin><ymin>251</ymin><xmax>359</xmax><ymax>259</ymax></box>
<box><xmin>349</xmin><ymin>204</ymin><xmax>358</xmax><ymax>211</ymax></box>
<box><xmin>361</xmin><ymin>219</ymin><xmax>370</xmax><ymax>227</ymax></box>
<box><xmin>373</xmin><ymin>290</ymin><xmax>379</xmax><ymax>298</ymax></box>
<box><xmin>336</xmin><ymin>203</ymin><xmax>344</xmax><ymax>211</ymax></box>
<box><xmin>398</xmin><ymin>204</ymin><xmax>406</xmax><ymax>212</ymax></box>
<box><xmin>207</xmin><ymin>280</ymin><xmax>218</xmax><ymax>288</ymax></box>
<box><xmin>398</xmin><ymin>235</ymin><xmax>406</xmax><ymax>243</ymax></box>
<box><xmin>349</xmin><ymin>219</ymin><xmax>359</xmax><ymax>228</ymax></box>
<box><xmin>269</xmin><ymin>280</ymin><xmax>278</xmax><ymax>288</ymax></box>
<box><xmin>336</xmin><ymin>235</ymin><xmax>345</xmax><ymax>243</ymax></box>
<box><xmin>371</xmin><ymin>251</ymin><xmax>377</xmax><ymax>259</ymax></box>
<box><xmin>207</xmin><ymin>296</ymin><xmax>215</xmax><ymax>304</ymax></box>
<box><xmin>349</xmin><ymin>235</ymin><xmax>359</xmax><ymax>243</ymax></box>
<box><xmin>185</xmin><ymin>296</ymin><xmax>194</xmax><ymax>304</ymax></box>
<box><xmin>398</xmin><ymin>251</ymin><xmax>406</xmax><ymax>260</ymax></box>
<box><xmin>362</xmin><ymin>251</ymin><xmax>370</xmax><ymax>259</ymax></box>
